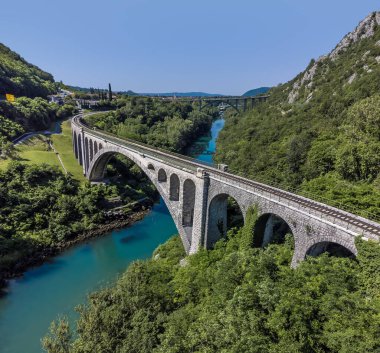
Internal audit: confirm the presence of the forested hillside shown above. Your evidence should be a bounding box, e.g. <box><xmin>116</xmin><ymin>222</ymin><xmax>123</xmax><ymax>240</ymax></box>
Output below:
<box><xmin>0</xmin><ymin>163</ymin><xmax>105</xmax><ymax>285</ymax></box>
<box><xmin>0</xmin><ymin>43</ymin><xmax>76</xmax><ymax>159</ymax></box>
<box><xmin>216</xmin><ymin>12</ymin><xmax>380</xmax><ymax>220</ymax></box>
<box><xmin>0</xmin><ymin>43</ymin><xmax>56</xmax><ymax>98</ymax></box>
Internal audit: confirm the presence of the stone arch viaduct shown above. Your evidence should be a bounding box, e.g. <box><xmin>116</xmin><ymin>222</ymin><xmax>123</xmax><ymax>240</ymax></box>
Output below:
<box><xmin>71</xmin><ymin>115</ymin><xmax>380</xmax><ymax>267</ymax></box>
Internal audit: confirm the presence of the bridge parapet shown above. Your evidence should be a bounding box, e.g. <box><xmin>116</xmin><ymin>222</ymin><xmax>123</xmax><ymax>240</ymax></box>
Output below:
<box><xmin>206</xmin><ymin>170</ymin><xmax>380</xmax><ymax>241</ymax></box>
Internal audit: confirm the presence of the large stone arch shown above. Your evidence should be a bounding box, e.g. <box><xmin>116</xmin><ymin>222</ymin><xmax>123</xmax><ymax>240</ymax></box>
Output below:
<box><xmin>304</xmin><ymin>235</ymin><xmax>357</xmax><ymax>259</ymax></box>
<box><xmin>255</xmin><ymin>202</ymin><xmax>301</xmax><ymax>264</ymax></box>
<box><xmin>206</xmin><ymin>193</ymin><xmax>244</xmax><ymax>248</ymax></box>
<box><xmin>253</xmin><ymin>213</ymin><xmax>293</xmax><ymax>248</ymax></box>
<box><xmin>169</xmin><ymin>173</ymin><xmax>180</xmax><ymax>201</ymax></box>
<box><xmin>306</xmin><ymin>241</ymin><xmax>356</xmax><ymax>258</ymax></box>
<box><xmin>87</xmin><ymin>146</ymin><xmax>192</xmax><ymax>252</ymax></box>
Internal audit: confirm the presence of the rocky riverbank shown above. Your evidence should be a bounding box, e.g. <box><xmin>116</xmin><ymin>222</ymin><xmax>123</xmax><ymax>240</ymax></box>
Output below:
<box><xmin>0</xmin><ymin>200</ymin><xmax>153</xmax><ymax>292</ymax></box>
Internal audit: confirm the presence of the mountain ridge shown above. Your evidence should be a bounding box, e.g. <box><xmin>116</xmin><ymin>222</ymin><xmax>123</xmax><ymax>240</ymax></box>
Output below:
<box><xmin>287</xmin><ymin>11</ymin><xmax>380</xmax><ymax>103</ymax></box>
<box><xmin>242</xmin><ymin>87</ymin><xmax>271</xmax><ymax>97</ymax></box>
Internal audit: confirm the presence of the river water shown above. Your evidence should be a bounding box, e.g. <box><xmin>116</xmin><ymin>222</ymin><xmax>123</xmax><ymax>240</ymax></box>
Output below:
<box><xmin>0</xmin><ymin>118</ymin><xmax>225</xmax><ymax>353</ymax></box>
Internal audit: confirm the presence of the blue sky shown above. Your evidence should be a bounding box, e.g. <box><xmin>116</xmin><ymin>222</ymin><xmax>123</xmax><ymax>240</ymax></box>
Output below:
<box><xmin>1</xmin><ymin>1</ymin><xmax>378</xmax><ymax>95</ymax></box>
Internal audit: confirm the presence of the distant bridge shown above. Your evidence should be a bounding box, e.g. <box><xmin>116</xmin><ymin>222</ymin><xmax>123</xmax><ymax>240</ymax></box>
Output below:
<box><xmin>148</xmin><ymin>95</ymin><xmax>269</xmax><ymax>113</ymax></box>
<box><xmin>71</xmin><ymin>115</ymin><xmax>380</xmax><ymax>266</ymax></box>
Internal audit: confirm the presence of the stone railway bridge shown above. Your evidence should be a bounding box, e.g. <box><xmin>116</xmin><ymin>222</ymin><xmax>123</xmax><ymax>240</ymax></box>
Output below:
<box><xmin>71</xmin><ymin>115</ymin><xmax>380</xmax><ymax>266</ymax></box>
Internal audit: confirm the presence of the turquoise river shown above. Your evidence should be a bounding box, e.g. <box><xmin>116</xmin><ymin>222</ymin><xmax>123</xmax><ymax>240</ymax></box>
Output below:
<box><xmin>0</xmin><ymin>118</ymin><xmax>225</xmax><ymax>353</ymax></box>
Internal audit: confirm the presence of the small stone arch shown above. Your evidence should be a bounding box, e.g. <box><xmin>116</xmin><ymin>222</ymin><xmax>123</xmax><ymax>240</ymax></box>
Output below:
<box><xmin>306</xmin><ymin>241</ymin><xmax>356</xmax><ymax>258</ymax></box>
<box><xmin>94</xmin><ymin>141</ymin><xmax>98</xmax><ymax>155</ymax></box>
<box><xmin>78</xmin><ymin>134</ymin><xmax>83</xmax><ymax>166</ymax></box>
<box><xmin>182</xmin><ymin>179</ymin><xmax>196</xmax><ymax>243</ymax></box>
<box><xmin>206</xmin><ymin>193</ymin><xmax>244</xmax><ymax>248</ymax></box>
<box><xmin>89</xmin><ymin>139</ymin><xmax>94</xmax><ymax>161</ymax></box>
<box><xmin>253</xmin><ymin>213</ymin><xmax>293</xmax><ymax>247</ymax></box>
<box><xmin>169</xmin><ymin>173</ymin><xmax>180</xmax><ymax>201</ymax></box>
<box><xmin>84</xmin><ymin>137</ymin><xmax>89</xmax><ymax>170</ymax></box>
<box><xmin>158</xmin><ymin>168</ymin><xmax>167</xmax><ymax>182</ymax></box>
<box><xmin>73</xmin><ymin>131</ymin><xmax>78</xmax><ymax>159</ymax></box>
<box><xmin>147</xmin><ymin>163</ymin><xmax>155</xmax><ymax>171</ymax></box>
<box><xmin>99</xmin><ymin>143</ymin><xmax>103</xmax><ymax>150</ymax></box>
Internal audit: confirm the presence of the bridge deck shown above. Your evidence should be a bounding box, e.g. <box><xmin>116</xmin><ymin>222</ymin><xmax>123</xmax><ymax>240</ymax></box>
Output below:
<box><xmin>74</xmin><ymin>115</ymin><xmax>380</xmax><ymax>240</ymax></box>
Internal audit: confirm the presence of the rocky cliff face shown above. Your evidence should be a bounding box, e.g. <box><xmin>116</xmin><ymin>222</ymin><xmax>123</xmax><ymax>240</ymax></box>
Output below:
<box><xmin>287</xmin><ymin>11</ymin><xmax>380</xmax><ymax>104</ymax></box>
<box><xmin>329</xmin><ymin>12</ymin><xmax>380</xmax><ymax>60</ymax></box>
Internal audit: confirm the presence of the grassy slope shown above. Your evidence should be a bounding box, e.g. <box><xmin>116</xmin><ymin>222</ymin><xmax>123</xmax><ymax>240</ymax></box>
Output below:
<box><xmin>0</xmin><ymin>120</ymin><xmax>86</xmax><ymax>182</ymax></box>
<box><xmin>0</xmin><ymin>136</ymin><xmax>61</xmax><ymax>169</ymax></box>
<box><xmin>51</xmin><ymin>120</ymin><xmax>86</xmax><ymax>182</ymax></box>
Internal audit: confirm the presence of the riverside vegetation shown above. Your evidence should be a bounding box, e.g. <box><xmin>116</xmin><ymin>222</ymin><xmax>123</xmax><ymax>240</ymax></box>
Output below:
<box><xmin>0</xmin><ymin>43</ymin><xmax>83</xmax><ymax>282</ymax></box>
<box><xmin>0</xmin><ymin>43</ymin><xmax>217</xmax><ymax>285</ymax></box>
<box><xmin>42</xmin><ymin>12</ymin><xmax>380</xmax><ymax>353</ymax></box>
<box><xmin>0</xmin><ymin>96</ymin><xmax>215</xmax><ymax>285</ymax></box>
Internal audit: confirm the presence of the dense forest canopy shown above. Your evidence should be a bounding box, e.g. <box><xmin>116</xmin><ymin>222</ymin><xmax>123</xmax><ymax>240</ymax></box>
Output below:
<box><xmin>84</xmin><ymin>96</ymin><xmax>218</xmax><ymax>153</ymax></box>
<box><xmin>0</xmin><ymin>163</ymin><xmax>105</xmax><ymax>278</ymax></box>
<box><xmin>43</xmin><ymin>214</ymin><xmax>380</xmax><ymax>353</ymax></box>
<box><xmin>215</xmin><ymin>12</ymin><xmax>380</xmax><ymax>220</ymax></box>
<box><xmin>0</xmin><ymin>43</ymin><xmax>56</xmax><ymax>98</ymax></box>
